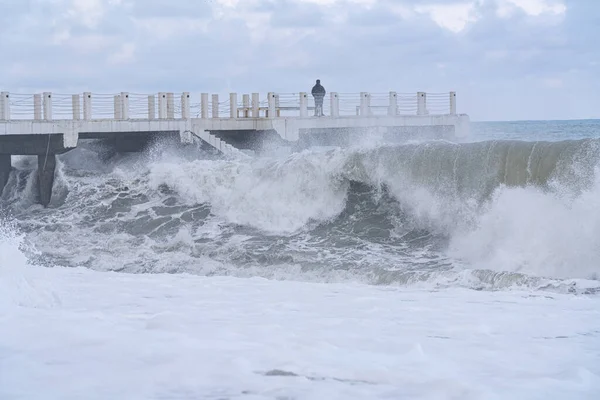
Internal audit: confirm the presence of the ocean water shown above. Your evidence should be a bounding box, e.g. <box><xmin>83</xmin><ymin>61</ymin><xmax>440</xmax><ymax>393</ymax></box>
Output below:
<box><xmin>2</xmin><ymin>119</ymin><xmax>600</xmax><ymax>292</ymax></box>
<box><xmin>1</xmin><ymin>119</ymin><xmax>600</xmax><ymax>399</ymax></box>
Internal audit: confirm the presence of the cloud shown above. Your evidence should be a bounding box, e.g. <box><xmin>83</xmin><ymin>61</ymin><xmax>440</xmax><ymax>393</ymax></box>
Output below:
<box><xmin>66</xmin><ymin>0</ymin><xmax>107</xmax><ymax>28</ymax></box>
<box><xmin>497</xmin><ymin>0</ymin><xmax>567</xmax><ymax>17</ymax></box>
<box><xmin>0</xmin><ymin>0</ymin><xmax>597</xmax><ymax>121</ymax></box>
<box><xmin>108</xmin><ymin>42</ymin><xmax>136</xmax><ymax>65</ymax></box>
<box><xmin>415</xmin><ymin>2</ymin><xmax>479</xmax><ymax>33</ymax></box>
<box><xmin>542</xmin><ymin>77</ymin><xmax>563</xmax><ymax>88</ymax></box>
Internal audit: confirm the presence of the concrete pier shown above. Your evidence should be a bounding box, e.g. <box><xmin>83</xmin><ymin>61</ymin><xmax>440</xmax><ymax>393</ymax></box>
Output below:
<box><xmin>0</xmin><ymin>133</ymin><xmax>70</xmax><ymax>205</ymax></box>
<box><xmin>0</xmin><ymin>89</ymin><xmax>470</xmax><ymax>206</ymax></box>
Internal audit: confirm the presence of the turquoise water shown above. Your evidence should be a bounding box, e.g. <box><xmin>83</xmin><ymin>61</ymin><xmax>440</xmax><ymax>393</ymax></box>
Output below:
<box><xmin>472</xmin><ymin>119</ymin><xmax>600</xmax><ymax>142</ymax></box>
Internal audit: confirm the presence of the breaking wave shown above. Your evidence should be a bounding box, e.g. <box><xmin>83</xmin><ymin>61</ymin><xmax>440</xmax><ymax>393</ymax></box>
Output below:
<box><xmin>2</xmin><ymin>138</ymin><xmax>600</xmax><ymax>294</ymax></box>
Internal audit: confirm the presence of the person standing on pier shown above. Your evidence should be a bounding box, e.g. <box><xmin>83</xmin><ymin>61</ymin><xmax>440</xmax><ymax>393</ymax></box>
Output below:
<box><xmin>311</xmin><ymin>79</ymin><xmax>326</xmax><ymax>116</ymax></box>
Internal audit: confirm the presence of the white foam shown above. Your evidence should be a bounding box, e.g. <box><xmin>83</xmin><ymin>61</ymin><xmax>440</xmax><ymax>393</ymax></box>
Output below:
<box><xmin>5</xmin><ymin>140</ymin><xmax>600</xmax><ymax>286</ymax></box>
<box><xmin>147</xmin><ymin>149</ymin><xmax>350</xmax><ymax>234</ymax></box>
<box><xmin>0</xmin><ymin>221</ymin><xmax>60</xmax><ymax>310</ymax></box>
<box><xmin>339</xmin><ymin>144</ymin><xmax>600</xmax><ymax>281</ymax></box>
<box><xmin>1</xmin><ymin>266</ymin><xmax>599</xmax><ymax>399</ymax></box>
<box><xmin>449</xmin><ymin>177</ymin><xmax>600</xmax><ymax>280</ymax></box>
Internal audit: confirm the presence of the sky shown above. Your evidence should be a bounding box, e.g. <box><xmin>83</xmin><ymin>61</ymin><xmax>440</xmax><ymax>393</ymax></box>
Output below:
<box><xmin>0</xmin><ymin>0</ymin><xmax>598</xmax><ymax>121</ymax></box>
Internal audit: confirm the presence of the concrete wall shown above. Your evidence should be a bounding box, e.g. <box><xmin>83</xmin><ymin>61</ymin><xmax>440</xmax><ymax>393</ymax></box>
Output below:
<box><xmin>0</xmin><ymin>114</ymin><xmax>470</xmax><ymax>150</ymax></box>
<box><xmin>0</xmin><ymin>134</ymin><xmax>67</xmax><ymax>155</ymax></box>
<box><xmin>0</xmin><ymin>154</ymin><xmax>10</xmax><ymax>194</ymax></box>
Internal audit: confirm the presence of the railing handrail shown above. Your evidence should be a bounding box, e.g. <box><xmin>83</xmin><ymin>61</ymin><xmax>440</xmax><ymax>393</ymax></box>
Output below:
<box><xmin>0</xmin><ymin>91</ymin><xmax>457</xmax><ymax>121</ymax></box>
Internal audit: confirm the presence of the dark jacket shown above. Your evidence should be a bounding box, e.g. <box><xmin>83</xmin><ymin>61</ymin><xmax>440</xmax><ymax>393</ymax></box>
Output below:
<box><xmin>312</xmin><ymin>83</ymin><xmax>326</xmax><ymax>97</ymax></box>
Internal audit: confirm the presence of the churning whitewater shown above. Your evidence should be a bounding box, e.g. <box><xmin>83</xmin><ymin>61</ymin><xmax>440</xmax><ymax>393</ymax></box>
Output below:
<box><xmin>1</xmin><ymin>137</ymin><xmax>600</xmax><ymax>293</ymax></box>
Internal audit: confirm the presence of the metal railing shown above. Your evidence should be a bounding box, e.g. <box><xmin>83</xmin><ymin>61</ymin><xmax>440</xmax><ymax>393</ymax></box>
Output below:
<box><xmin>0</xmin><ymin>91</ymin><xmax>457</xmax><ymax>121</ymax></box>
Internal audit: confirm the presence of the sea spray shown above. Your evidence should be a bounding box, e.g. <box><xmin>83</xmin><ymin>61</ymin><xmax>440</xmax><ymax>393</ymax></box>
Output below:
<box><xmin>448</xmin><ymin>171</ymin><xmax>600</xmax><ymax>280</ymax></box>
<box><xmin>0</xmin><ymin>219</ymin><xmax>60</xmax><ymax>309</ymax></box>
<box><xmin>2</xmin><ymin>138</ymin><xmax>599</xmax><ymax>291</ymax></box>
<box><xmin>147</xmin><ymin>149</ymin><xmax>350</xmax><ymax>233</ymax></box>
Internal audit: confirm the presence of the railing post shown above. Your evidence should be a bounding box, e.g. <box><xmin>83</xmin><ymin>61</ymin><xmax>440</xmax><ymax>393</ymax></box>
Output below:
<box><xmin>275</xmin><ymin>93</ymin><xmax>280</xmax><ymax>117</ymax></box>
<box><xmin>242</xmin><ymin>94</ymin><xmax>250</xmax><ymax>117</ymax></box>
<box><xmin>251</xmin><ymin>93</ymin><xmax>259</xmax><ymax>117</ymax></box>
<box><xmin>299</xmin><ymin>92</ymin><xmax>308</xmax><ymax>117</ymax></box>
<box><xmin>388</xmin><ymin>92</ymin><xmax>397</xmax><ymax>116</ymax></box>
<box><xmin>148</xmin><ymin>95</ymin><xmax>155</xmax><ymax>120</ymax></box>
<box><xmin>330</xmin><ymin>92</ymin><xmax>339</xmax><ymax>117</ymax></box>
<box><xmin>201</xmin><ymin>93</ymin><xmax>208</xmax><ymax>118</ymax></box>
<box><xmin>34</xmin><ymin>94</ymin><xmax>42</xmax><ymax>120</ymax></box>
<box><xmin>267</xmin><ymin>92</ymin><xmax>276</xmax><ymax>118</ymax></box>
<box><xmin>167</xmin><ymin>92</ymin><xmax>174</xmax><ymax>118</ymax></box>
<box><xmin>158</xmin><ymin>92</ymin><xmax>167</xmax><ymax>119</ymax></box>
<box><xmin>211</xmin><ymin>94</ymin><xmax>219</xmax><ymax>118</ymax></box>
<box><xmin>181</xmin><ymin>92</ymin><xmax>190</xmax><ymax>119</ymax></box>
<box><xmin>43</xmin><ymin>92</ymin><xmax>52</xmax><ymax>121</ymax></box>
<box><xmin>230</xmin><ymin>93</ymin><xmax>237</xmax><ymax>118</ymax></box>
<box><xmin>114</xmin><ymin>95</ymin><xmax>122</xmax><ymax>119</ymax></box>
<box><xmin>417</xmin><ymin>92</ymin><xmax>427</xmax><ymax>115</ymax></box>
<box><xmin>83</xmin><ymin>92</ymin><xmax>92</xmax><ymax>120</ymax></box>
<box><xmin>0</xmin><ymin>92</ymin><xmax>9</xmax><ymax>120</ymax></box>
<box><xmin>360</xmin><ymin>92</ymin><xmax>370</xmax><ymax>116</ymax></box>
<box><xmin>450</xmin><ymin>91</ymin><xmax>456</xmax><ymax>115</ymax></box>
<box><xmin>72</xmin><ymin>94</ymin><xmax>81</xmax><ymax>120</ymax></box>
<box><xmin>120</xmin><ymin>92</ymin><xmax>129</xmax><ymax>120</ymax></box>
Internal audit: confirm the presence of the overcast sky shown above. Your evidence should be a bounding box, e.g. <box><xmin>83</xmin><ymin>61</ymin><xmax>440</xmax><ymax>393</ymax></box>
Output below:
<box><xmin>0</xmin><ymin>0</ymin><xmax>598</xmax><ymax>121</ymax></box>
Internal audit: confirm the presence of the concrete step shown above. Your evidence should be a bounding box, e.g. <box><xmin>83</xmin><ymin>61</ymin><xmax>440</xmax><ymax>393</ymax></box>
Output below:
<box><xmin>191</xmin><ymin>130</ymin><xmax>252</xmax><ymax>158</ymax></box>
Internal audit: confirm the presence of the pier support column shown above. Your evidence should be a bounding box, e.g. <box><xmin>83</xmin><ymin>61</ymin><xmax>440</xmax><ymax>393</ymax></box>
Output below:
<box><xmin>230</xmin><ymin>93</ymin><xmax>237</xmax><ymax>118</ymax></box>
<box><xmin>330</xmin><ymin>92</ymin><xmax>339</xmax><ymax>117</ymax></box>
<box><xmin>148</xmin><ymin>95</ymin><xmax>156</xmax><ymax>119</ymax></box>
<box><xmin>242</xmin><ymin>94</ymin><xmax>250</xmax><ymax>117</ymax></box>
<box><xmin>450</xmin><ymin>91</ymin><xmax>456</xmax><ymax>115</ymax></box>
<box><xmin>267</xmin><ymin>92</ymin><xmax>276</xmax><ymax>118</ymax></box>
<box><xmin>120</xmin><ymin>92</ymin><xmax>129</xmax><ymax>119</ymax></box>
<box><xmin>72</xmin><ymin>94</ymin><xmax>81</xmax><ymax>120</ymax></box>
<box><xmin>1</xmin><ymin>92</ymin><xmax>10</xmax><ymax>120</ymax></box>
<box><xmin>34</xmin><ymin>94</ymin><xmax>42</xmax><ymax>120</ymax></box>
<box><xmin>0</xmin><ymin>154</ymin><xmax>11</xmax><ymax>194</ymax></box>
<box><xmin>156</xmin><ymin>93</ymin><xmax>162</xmax><ymax>119</ymax></box>
<box><xmin>83</xmin><ymin>92</ymin><xmax>92</xmax><ymax>120</ymax></box>
<box><xmin>167</xmin><ymin>93</ymin><xmax>174</xmax><ymax>118</ymax></box>
<box><xmin>299</xmin><ymin>92</ymin><xmax>308</xmax><ymax>117</ymax></box>
<box><xmin>201</xmin><ymin>93</ymin><xmax>209</xmax><ymax>118</ymax></box>
<box><xmin>212</xmin><ymin>94</ymin><xmax>219</xmax><ymax>118</ymax></box>
<box><xmin>37</xmin><ymin>154</ymin><xmax>56</xmax><ymax>207</ymax></box>
<box><xmin>252</xmin><ymin>93</ymin><xmax>259</xmax><ymax>117</ymax></box>
<box><xmin>43</xmin><ymin>92</ymin><xmax>52</xmax><ymax>120</ymax></box>
<box><xmin>158</xmin><ymin>93</ymin><xmax>167</xmax><ymax>119</ymax></box>
<box><xmin>388</xmin><ymin>92</ymin><xmax>397</xmax><ymax>116</ymax></box>
<box><xmin>360</xmin><ymin>92</ymin><xmax>371</xmax><ymax>116</ymax></box>
<box><xmin>417</xmin><ymin>92</ymin><xmax>427</xmax><ymax>115</ymax></box>
<box><xmin>181</xmin><ymin>92</ymin><xmax>190</xmax><ymax>119</ymax></box>
<box><xmin>114</xmin><ymin>95</ymin><xmax>122</xmax><ymax>119</ymax></box>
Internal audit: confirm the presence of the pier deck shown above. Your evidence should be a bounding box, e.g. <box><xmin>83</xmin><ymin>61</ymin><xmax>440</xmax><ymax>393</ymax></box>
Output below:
<box><xmin>0</xmin><ymin>90</ymin><xmax>470</xmax><ymax>205</ymax></box>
